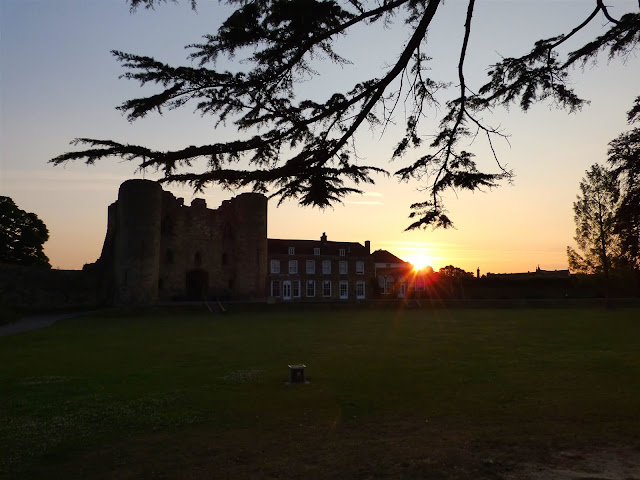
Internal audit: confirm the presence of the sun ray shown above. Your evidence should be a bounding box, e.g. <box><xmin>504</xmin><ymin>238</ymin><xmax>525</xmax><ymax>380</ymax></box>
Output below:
<box><xmin>406</xmin><ymin>254</ymin><xmax>431</xmax><ymax>271</ymax></box>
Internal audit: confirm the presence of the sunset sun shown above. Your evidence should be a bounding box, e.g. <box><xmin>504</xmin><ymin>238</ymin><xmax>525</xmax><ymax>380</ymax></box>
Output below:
<box><xmin>407</xmin><ymin>254</ymin><xmax>431</xmax><ymax>271</ymax></box>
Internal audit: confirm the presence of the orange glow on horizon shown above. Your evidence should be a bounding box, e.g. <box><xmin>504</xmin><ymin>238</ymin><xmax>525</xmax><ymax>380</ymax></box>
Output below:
<box><xmin>406</xmin><ymin>254</ymin><xmax>431</xmax><ymax>271</ymax></box>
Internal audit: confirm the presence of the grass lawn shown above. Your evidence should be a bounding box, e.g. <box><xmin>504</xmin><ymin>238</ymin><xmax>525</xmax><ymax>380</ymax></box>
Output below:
<box><xmin>1</xmin><ymin>306</ymin><xmax>639</xmax><ymax>479</ymax></box>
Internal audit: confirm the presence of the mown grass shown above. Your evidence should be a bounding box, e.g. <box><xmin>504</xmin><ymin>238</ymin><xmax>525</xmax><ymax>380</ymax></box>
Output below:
<box><xmin>1</xmin><ymin>306</ymin><xmax>639</xmax><ymax>479</ymax></box>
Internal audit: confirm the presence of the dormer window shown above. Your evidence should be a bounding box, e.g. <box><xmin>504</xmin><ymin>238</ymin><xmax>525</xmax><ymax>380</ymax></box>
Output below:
<box><xmin>288</xmin><ymin>247</ymin><xmax>295</xmax><ymax>255</ymax></box>
<box><xmin>339</xmin><ymin>248</ymin><xmax>346</xmax><ymax>256</ymax></box>
<box><xmin>314</xmin><ymin>248</ymin><xmax>320</xmax><ymax>255</ymax></box>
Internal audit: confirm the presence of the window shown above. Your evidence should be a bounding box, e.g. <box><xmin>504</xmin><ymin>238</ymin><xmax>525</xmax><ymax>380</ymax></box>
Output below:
<box><xmin>322</xmin><ymin>280</ymin><xmax>332</xmax><ymax>297</ymax></box>
<box><xmin>339</xmin><ymin>280</ymin><xmax>348</xmax><ymax>299</ymax></box>
<box><xmin>378</xmin><ymin>276</ymin><xmax>394</xmax><ymax>295</ymax></box>
<box><xmin>314</xmin><ymin>248</ymin><xmax>320</xmax><ymax>255</ymax></box>
<box><xmin>339</xmin><ymin>261</ymin><xmax>348</xmax><ymax>274</ymax></box>
<box><xmin>356</xmin><ymin>261</ymin><xmax>364</xmax><ymax>274</ymax></box>
<box><xmin>339</xmin><ymin>248</ymin><xmax>346</xmax><ymax>256</ymax></box>
<box><xmin>322</xmin><ymin>260</ymin><xmax>331</xmax><ymax>274</ymax></box>
<box><xmin>271</xmin><ymin>280</ymin><xmax>281</xmax><ymax>297</ymax></box>
<box><xmin>400</xmin><ymin>283</ymin><xmax>407</xmax><ymax>297</ymax></box>
<box><xmin>306</xmin><ymin>280</ymin><xmax>316</xmax><ymax>297</ymax></box>
<box><xmin>385</xmin><ymin>276</ymin><xmax>395</xmax><ymax>294</ymax></box>
<box><xmin>293</xmin><ymin>281</ymin><xmax>301</xmax><ymax>298</ymax></box>
<box><xmin>283</xmin><ymin>281</ymin><xmax>291</xmax><ymax>299</ymax></box>
<box><xmin>270</xmin><ymin>260</ymin><xmax>280</xmax><ymax>274</ymax></box>
<box><xmin>288</xmin><ymin>247</ymin><xmax>295</xmax><ymax>255</ymax></box>
<box><xmin>416</xmin><ymin>277</ymin><xmax>425</xmax><ymax>291</ymax></box>
<box><xmin>306</xmin><ymin>260</ymin><xmax>315</xmax><ymax>274</ymax></box>
<box><xmin>288</xmin><ymin>259</ymin><xmax>298</xmax><ymax>274</ymax></box>
<box><xmin>356</xmin><ymin>281</ymin><xmax>365</xmax><ymax>299</ymax></box>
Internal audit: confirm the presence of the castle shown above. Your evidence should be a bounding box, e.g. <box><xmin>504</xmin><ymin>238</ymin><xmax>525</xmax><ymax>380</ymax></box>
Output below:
<box><xmin>94</xmin><ymin>179</ymin><xmax>375</xmax><ymax>304</ymax></box>
<box><xmin>95</xmin><ymin>179</ymin><xmax>267</xmax><ymax>303</ymax></box>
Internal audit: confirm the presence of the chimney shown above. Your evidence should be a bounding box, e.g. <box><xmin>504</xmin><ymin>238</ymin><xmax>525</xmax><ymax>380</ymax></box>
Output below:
<box><xmin>321</xmin><ymin>232</ymin><xmax>327</xmax><ymax>243</ymax></box>
<box><xmin>365</xmin><ymin>240</ymin><xmax>371</xmax><ymax>254</ymax></box>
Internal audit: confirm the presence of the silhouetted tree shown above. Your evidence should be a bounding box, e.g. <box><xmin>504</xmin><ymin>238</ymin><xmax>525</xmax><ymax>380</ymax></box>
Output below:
<box><xmin>567</xmin><ymin>164</ymin><xmax>620</xmax><ymax>299</ymax></box>
<box><xmin>438</xmin><ymin>265</ymin><xmax>473</xmax><ymax>280</ymax></box>
<box><xmin>0</xmin><ymin>197</ymin><xmax>51</xmax><ymax>268</ymax></box>
<box><xmin>608</xmin><ymin>96</ymin><xmax>640</xmax><ymax>272</ymax></box>
<box><xmin>437</xmin><ymin>265</ymin><xmax>472</xmax><ymax>298</ymax></box>
<box><xmin>51</xmin><ymin>0</ymin><xmax>640</xmax><ymax>230</ymax></box>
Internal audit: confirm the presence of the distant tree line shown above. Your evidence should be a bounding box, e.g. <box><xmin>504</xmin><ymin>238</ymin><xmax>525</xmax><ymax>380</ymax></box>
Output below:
<box><xmin>568</xmin><ymin>98</ymin><xmax>640</xmax><ymax>296</ymax></box>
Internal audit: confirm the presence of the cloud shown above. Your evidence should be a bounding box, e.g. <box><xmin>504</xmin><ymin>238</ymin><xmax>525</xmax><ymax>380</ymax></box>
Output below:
<box><xmin>2</xmin><ymin>169</ymin><xmax>131</xmax><ymax>186</ymax></box>
<box><xmin>345</xmin><ymin>200</ymin><xmax>384</xmax><ymax>205</ymax></box>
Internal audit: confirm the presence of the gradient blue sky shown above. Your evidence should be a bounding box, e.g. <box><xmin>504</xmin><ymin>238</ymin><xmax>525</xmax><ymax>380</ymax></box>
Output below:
<box><xmin>1</xmin><ymin>0</ymin><xmax>639</xmax><ymax>273</ymax></box>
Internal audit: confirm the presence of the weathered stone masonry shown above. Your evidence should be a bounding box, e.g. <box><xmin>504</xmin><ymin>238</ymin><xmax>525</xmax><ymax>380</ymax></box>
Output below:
<box><xmin>96</xmin><ymin>179</ymin><xmax>267</xmax><ymax>304</ymax></box>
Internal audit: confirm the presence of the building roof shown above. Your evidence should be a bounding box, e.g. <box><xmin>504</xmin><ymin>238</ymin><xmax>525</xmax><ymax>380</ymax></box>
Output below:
<box><xmin>486</xmin><ymin>269</ymin><xmax>570</xmax><ymax>279</ymax></box>
<box><xmin>267</xmin><ymin>238</ymin><xmax>369</xmax><ymax>256</ymax></box>
<box><xmin>371</xmin><ymin>249</ymin><xmax>407</xmax><ymax>264</ymax></box>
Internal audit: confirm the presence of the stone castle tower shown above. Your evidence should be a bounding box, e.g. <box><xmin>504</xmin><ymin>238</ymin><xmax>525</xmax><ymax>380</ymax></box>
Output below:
<box><xmin>96</xmin><ymin>179</ymin><xmax>267</xmax><ymax>304</ymax></box>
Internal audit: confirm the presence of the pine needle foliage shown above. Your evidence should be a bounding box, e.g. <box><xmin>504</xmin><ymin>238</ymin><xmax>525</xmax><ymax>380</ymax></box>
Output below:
<box><xmin>50</xmin><ymin>0</ymin><xmax>640</xmax><ymax>229</ymax></box>
<box><xmin>608</xmin><ymin>97</ymin><xmax>640</xmax><ymax>271</ymax></box>
<box><xmin>567</xmin><ymin>164</ymin><xmax>620</xmax><ymax>280</ymax></box>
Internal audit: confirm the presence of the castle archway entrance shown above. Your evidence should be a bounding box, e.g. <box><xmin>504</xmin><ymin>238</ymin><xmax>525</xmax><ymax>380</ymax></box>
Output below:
<box><xmin>186</xmin><ymin>269</ymin><xmax>209</xmax><ymax>300</ymax></box>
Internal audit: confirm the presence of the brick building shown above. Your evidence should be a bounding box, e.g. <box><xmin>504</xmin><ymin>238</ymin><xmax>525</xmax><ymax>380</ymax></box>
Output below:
<box><xmin>372</xmin><ymin>249</ymin><xmax>437</xmax><ymax>298</ymax></box>
<box><xmin>266</xmin><ymin>233</ymin><xmax>374</xmax><ymax>301</ymax></box>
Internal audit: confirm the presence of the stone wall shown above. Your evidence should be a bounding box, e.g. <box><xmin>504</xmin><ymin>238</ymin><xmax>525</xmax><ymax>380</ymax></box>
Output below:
<box><xmin>96</xmin><ymin>179</ymin><xmax>268</xmax><ymax>304</ymax></box>
<box><xmin>0</xmin><ymin>264</ymin><xmax>102</xmax><ymax>309</ymax></box>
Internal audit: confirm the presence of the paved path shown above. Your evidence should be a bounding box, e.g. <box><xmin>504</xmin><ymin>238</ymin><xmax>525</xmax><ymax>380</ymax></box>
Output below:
<box><xmin>0</xmin><ymin>313</ymin><xmax>88</xmax><ymax>337</ymax></box>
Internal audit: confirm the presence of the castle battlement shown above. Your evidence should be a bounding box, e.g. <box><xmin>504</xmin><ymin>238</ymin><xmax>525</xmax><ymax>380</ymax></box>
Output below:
<box><xmin>97</xmin><ymin>179</ymin><xmax>267</xmax><ymax>304</ymax></box>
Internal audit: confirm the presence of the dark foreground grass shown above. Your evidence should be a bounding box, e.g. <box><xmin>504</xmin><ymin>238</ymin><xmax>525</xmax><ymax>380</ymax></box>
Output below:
<box><xmin>1</xmin><ymin>306</ymin><xmax>639</xmax><ymax>479</ymax></box>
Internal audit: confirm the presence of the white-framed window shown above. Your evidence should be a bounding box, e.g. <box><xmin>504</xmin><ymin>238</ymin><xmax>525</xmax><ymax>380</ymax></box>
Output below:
<box><xmin>378</xmin><ymin>276</ymin><xmax>395</xmax><ymax>295</ymax></box>
<box><xmin>322</xmin><ymin>280</ymin><xmax>332</xmax><ymax>297</ymax></box>
<box><xmin>293</xmin><ymin>280</ymin><xmax>301</xmax><ymax>298</ymax></box>
<box><xmin>306</xmin><ymin>260</ymin><xmax>315</xmax><ymax>274</ymax></box>
<box><xmin>306</xmin><ymin>280</ymin><xmax>316</xmax><ymax>297</ymax></box>
<box><xmin>339</xmin><ymin>261</ymin><xmax>348</xmax><ymax>274</ymax></box>
<box><xmin>314</xmin><ymin>248</ymin><xmax>320</xmax><ymax>255</ymax></box>
<box><xmin>339</xmin><ymin>280</ymin><xmax>348</xmax><ymax>299</ymax></box>
<box><xmin>322</xmin><ymin>260</ymin><xmax>331</xmax><ymax>274</ymax></box>
<box><xmin>339</xmin><ymin>248</ymin><xmax>346</xmax><ymax>256</ymax></box>
<box><xmin>356</xmin><ymin>261</ymin><xmax>364</xmax><ymax>274</ymax></box>
<box><xmin>288</xmin><ymin>247</ymin><xmax>295</xmax><ymax>255</ymax></box>
<box><xmin>271</xmin><ymin>280</ymin><xmax>281</xmax><ymax>297</ymax></box>
<box><xmin>356</xmin><ymin>281</ymin><xmax>365</xmax><ymax>299</ymax></box>
<box><xmin>288</xmin><ymin>259</ymin><xmax>298</xmax><ymax>274</ymax></box>
<box><xmin>283</xmin><ymin>281</ymin><xmax>292</xmax><ymax>300</ymax></box>
<box><xmin>270</xmin><ymin>260</ymin><xmax>280</xmax><ymax>274</ymax></box>
<box><xmin>385</xmin><ymin>276</ymin><xmax>395</xmax><ymax>294</ymax></box>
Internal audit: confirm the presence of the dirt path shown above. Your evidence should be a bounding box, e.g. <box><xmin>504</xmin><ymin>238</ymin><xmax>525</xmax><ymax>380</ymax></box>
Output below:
<box><xmin>510</xmin><ymin>446</ymin><xmax>640</xmax><ymax>480</ymax></box>
<box><xmin>0</xmin><ymin>313</ymin><xmax>87</xmax><ymax>337</ymax></box>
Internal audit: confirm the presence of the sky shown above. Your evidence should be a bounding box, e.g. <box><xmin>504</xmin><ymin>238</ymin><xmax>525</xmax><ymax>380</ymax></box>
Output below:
<box><xmin>1</xmin><ymin>0</ymin><xmax>639</xmax><ymax>274</ymax></box>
